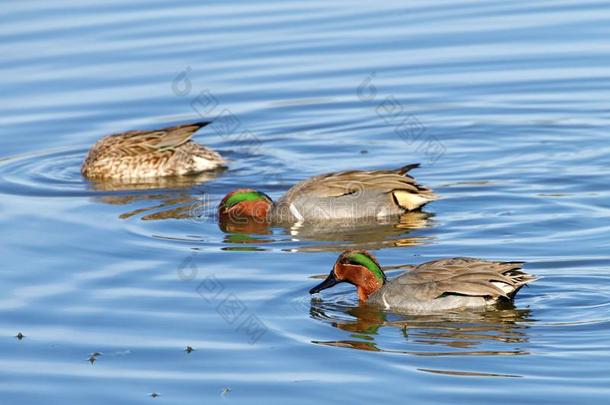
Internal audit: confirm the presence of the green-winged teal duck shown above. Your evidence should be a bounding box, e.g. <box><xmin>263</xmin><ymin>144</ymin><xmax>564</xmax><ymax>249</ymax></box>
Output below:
<box><xmin>218</xmin><ymin>164</ymin><xmax>436</xmax><ymax>224</ymax></box>
<box><xmin>81</xmin><ymin>122</ymin><xmax>225</xmax><ymax>179</ymax></box>
<box><xmin>310</xmin><ymin>250</ymin><xmax>536</xmax><ymax>312</ymax></box>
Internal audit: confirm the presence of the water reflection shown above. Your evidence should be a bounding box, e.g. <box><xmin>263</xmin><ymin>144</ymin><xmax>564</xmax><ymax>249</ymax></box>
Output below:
<box><xmin>220</xmin><ymin>232</ymin><xmax>273</xmax><ymax>252</ymax></box>
<box><xmin>219</xmin><ymin>215</ymin><xmax>272</xmax><ymax>235</ymax></box>
<box><xmin>219</xmin><ymin>211</ymin><xmax>433</xmax><ymax>252</ymax></box>
<box><xmin>86</xmin><ymin>170</ymin><xmax>223</xmax><ymax>192</ymax></box>
<box><xmin>87</xmin><ymin>171</ymin><xmax>223</xmax><ymax>220</ymax></box>
<box><xmin>310</xmin><ymin>299</ymin><xmax>533</xmax><ymax>356</ymax></box>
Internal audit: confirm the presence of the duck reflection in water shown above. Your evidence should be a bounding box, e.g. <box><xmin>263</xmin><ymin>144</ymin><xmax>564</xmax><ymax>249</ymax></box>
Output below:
<box><xmin>308</xmin><ymin>298</ymin><xmax>533</xmax><ymax>356</ymax></box>
<box><xmin>85</xmin><ymin>170</ymin><xmax>223</xmax><ymax>220</ymax></box>
<box><xmin>219</xmin><ymin>210</ymin><xmax>433</xmax><ymax>252</ymax></box>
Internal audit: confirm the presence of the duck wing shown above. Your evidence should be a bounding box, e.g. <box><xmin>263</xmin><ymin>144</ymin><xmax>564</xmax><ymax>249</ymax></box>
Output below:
<box><xmin>392</xmin><ymin>257</ymin><xmax>536</xmax><ymax>300</ymax></box>
<box><xmin>281</xmin><ymin>164</ymin><xmax>437</xmax><ymax>211</ymax></box>
<box><xmin>91</xmin><ymin>122</ymin><xmax>210</xmax><ymax>158</ymax></box>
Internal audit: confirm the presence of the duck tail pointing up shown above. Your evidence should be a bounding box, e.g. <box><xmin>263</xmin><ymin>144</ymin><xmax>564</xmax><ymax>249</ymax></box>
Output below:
<box><xmin>397</xmin><ymin>163</ymin><xmax>421</xmax><ymax>175</ymax></box>
<box><xmin>502</xmin><ymin>265</ymin><xmax>538</xmax><ymax>299</ymax></box>
<box><xmin>190</xmin><ymin>121</ymin><xmax>212</xmax><ymax>130</ymax></box>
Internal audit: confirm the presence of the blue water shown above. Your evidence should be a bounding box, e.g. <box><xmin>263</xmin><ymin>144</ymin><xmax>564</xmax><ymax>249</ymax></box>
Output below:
<box><xmin>1</xmin><ymin>0</ymin><xmax>610</xmax><ymax>403</ymax></box>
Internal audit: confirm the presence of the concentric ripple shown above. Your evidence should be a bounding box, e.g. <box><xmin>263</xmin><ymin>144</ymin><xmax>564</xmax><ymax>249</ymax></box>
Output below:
<box><xmin>2</xmin><ymin>0</ymin><xmax>610</xmax><ymax>404</ymax></box>
<box><xmin>0</xmin><ymin>148</ymin><xmax>89</xmax><ymax>197</ymax></box>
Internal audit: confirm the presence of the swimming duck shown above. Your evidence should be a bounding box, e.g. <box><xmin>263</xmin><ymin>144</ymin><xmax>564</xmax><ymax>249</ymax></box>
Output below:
<box><xmin>218</xmin><ymin>164</ymin><xmax>436</xmax><ymax>224</ymax></box>
<box><xmin>81</xmin><ymin>122</ymin><xmax>225</xmax><ymax>179</ymax></box>
<box><xmin>309</xmin><ymin>250</ymin><xmax>536</xmax><ymax>312</ymax></box>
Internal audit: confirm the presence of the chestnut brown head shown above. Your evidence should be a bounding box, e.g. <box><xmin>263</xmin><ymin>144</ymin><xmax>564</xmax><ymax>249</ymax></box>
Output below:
<box><xmin>218</xmin><ymin>189</ymin><xmax>273</xmax><ymax>222</ymax></box>
<box><xmin>310</xmin><ymin>250</ymin><xmax>386</xmax><ymax>302</ymax></box>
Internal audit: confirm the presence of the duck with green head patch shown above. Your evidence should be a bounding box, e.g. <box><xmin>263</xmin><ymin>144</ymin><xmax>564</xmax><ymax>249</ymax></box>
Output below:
<box><xmin>310</xmin><ymin>250</ymin><xmax>537</xmax><ymax>312</ymax></box>
<box><xmin>218</xmin><ymin>164</ymin><xmax>436</xmax><ymax>224</ymax></box>
<box><xmin>219</xmin><ymin>189</ymin><xmax>273</xmax><ymax>222</ymax></box>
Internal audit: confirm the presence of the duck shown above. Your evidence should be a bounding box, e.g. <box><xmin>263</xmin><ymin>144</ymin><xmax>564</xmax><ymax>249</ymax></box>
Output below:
<box><xmin>218</xmin><ymin>163</ymin><xmax>436</xmax><ymax>224</ymax></box>
<box><xmin>309</xmin><ymin>250</ymin><xmax>537</xmax><ymax>312</ymax></box>
<box><xmin>81</xmin><ymin>121</ymin><xmax>225</xmax><ymax>180</ymax></box>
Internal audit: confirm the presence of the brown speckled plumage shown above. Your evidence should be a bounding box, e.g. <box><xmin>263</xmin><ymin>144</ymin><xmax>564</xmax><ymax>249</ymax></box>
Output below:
<box><xmin>81</xmin><ymin>122</ymin><xmax>225</xmax><ymax>180</ymax></box>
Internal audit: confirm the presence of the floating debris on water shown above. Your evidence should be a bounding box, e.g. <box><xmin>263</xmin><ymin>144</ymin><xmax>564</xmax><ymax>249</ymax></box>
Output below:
<box><xmin>87</xmin><ymin>351</ymin><xmax>102</xmax><ymax>365</ymax></box>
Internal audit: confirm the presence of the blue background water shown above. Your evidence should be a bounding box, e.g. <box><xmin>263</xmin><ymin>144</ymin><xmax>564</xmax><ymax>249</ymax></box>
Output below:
<box><xmin>1</xmin><ymin>0</ymin><xmax>610</xmax><ymax>403</ymax></box>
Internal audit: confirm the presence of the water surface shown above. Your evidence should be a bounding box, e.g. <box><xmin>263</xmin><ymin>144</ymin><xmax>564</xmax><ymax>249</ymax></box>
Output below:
<box><xmin>1</xmin><ymin>1</ymin><xmax>610</xmax><ymax>403</ymax></box>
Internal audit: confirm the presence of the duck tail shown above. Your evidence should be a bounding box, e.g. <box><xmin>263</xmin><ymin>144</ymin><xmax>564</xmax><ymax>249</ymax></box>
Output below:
<box><xmin>191</xmin><ymin>121</ymin><xmax>212</xmax><ymax>129</ymax></box>
<box><xmin>155</xmin><ymin>121</ymin><xmax>213</xmax><ymax>150</ymax></box>
<box><xmin>397</xmin><ymin>163</ymin><xmax>421</xmax><ymax>175</ymax></box>
<box><xmin>176</xmin><ymin>121</ymin><xmax>211</xmax><ymax>133</ymax></box>
<box><xmin>500</xmin><ymin>263</ymin><xmax>538</xmax><ymax>299</ymax></box>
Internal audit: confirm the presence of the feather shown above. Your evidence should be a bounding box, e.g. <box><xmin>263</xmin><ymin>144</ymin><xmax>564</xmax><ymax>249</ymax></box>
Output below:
<box><xmin>390</xmin><ymin>258</ymin><xmax>533</xmax><ymax>300</ymax></box>
<box><xmin>81</xmin><ymin>122</ymin><xmax>224</xmax><ymax>179</ymax></box>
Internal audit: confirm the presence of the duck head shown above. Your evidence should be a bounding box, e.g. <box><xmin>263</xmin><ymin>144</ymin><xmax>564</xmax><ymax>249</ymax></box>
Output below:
<box><xmin>310</xmin><ymin>250</ymin><xmax>387</xmax><ymax>302</ymax></box>
<box><xmin>218</xmin><ymin>189</ymin><xmax>273</xmax><ymax>222</ymax></box>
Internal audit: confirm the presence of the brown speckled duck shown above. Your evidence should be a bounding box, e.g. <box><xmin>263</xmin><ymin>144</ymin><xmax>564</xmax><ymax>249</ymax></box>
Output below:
<box><xmin>81</xmin><ymin>122</ymin><xmax>225</xmax><ymax>180</ymax></box>
<box><xmin>218</xmin><ymin>164</ymin><xmax>436</xmax><ymax>224</ymax></box>
<box><xmin>310</xmin><ymin>250</ymin><xmax>537</xmax><ymax>312</ymax></box>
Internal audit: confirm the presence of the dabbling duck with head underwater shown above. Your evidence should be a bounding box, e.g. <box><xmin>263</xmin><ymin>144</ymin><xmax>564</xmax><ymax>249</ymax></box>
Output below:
<box><xmin>218</xmin><ymin>164</ymin><xmax>436</xmax><ymax>224</ymax></box>
<box><xmin>82</xmin><ymin>122</ymin><xmax>225</xmax><ymax>180</ymax></box>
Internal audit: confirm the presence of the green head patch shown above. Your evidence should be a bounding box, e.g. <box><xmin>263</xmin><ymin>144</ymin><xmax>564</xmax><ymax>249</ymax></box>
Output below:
<box><xmin>345</xmin><ymin>252</ymin><xmax>386</xmax><ymax>284</ymax></box>
<box><xmin>223</xmin><ymin>190</ymin><xmax>271</xmax><ymax>209</ymax></box>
